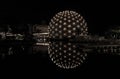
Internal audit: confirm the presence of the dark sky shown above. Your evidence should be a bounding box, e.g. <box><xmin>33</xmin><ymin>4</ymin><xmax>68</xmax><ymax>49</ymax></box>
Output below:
<box><xmin>0</xmin><ymin>1</ymin><xmax>120</xmax><ymax>33</ymax></box>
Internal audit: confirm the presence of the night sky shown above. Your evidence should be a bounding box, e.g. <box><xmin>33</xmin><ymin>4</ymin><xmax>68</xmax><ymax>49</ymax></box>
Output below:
<box><xmin>0</xmin><ymin>1</ymin><xmax>120</xmax><ymax>34</ymax></box>
<box><xmin>0</xmin><ymin>1</ymin><xmax>120</xmax><ymax>78</ymax></box>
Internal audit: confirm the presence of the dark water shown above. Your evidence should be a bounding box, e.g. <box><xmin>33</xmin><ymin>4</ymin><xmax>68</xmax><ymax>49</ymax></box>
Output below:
<box><xmin>0</xmin><ymin>50</ymin><xmax>120</xmax><ymax>78</ymax></box>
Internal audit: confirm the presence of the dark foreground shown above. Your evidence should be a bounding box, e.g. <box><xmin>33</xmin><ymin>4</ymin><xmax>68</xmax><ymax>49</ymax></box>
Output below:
<box><xmin>0</xmin><ymin>52</ymin><xmax>120</xmax><ymax>79</ymax></box>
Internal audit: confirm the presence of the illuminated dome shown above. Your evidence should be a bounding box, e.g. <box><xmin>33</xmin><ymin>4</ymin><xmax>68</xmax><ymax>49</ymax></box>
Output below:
<box><xmin>48</xmin><ymin>10</ymin><xmax>88</xmax><ymax>69</ymax></box>
<box><xmin>48</xmin><ymin>10</ymin><xmax>88</xmax><ymax>39</ymax></box>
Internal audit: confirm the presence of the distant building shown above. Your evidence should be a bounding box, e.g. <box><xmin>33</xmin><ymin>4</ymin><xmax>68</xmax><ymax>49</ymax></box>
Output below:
<box><xmin>32</xmin><ymin>24</ymin><xmax>48</xmax><ymax>33</ymax></box>
<box><xmin>105</xmin><ymin>25</ymin><xmax>120</xmax><ymax>39</ymax></box>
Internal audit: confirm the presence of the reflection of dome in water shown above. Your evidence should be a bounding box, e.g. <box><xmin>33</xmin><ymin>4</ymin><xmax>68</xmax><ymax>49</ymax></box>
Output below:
<box><xmin>48</xmin><ymin>10</ymin><xmax>88</xmax><ymax>69</ymax></box>
<box><xmin>105</xmin><ymin>25</ymin><xmax>120</xmax><ymax>39</ymax></box>
<box><xmin>48</xmin><ymin>42</ymin><xmax>87</xmax><ymax>69</ymax></box>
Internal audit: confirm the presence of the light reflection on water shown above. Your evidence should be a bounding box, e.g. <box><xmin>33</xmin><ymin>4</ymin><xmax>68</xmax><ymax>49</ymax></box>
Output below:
<box><xmin>48</xmin><ymin>41</ymin><xmax>87</xmax><ymax>69</ymax></box>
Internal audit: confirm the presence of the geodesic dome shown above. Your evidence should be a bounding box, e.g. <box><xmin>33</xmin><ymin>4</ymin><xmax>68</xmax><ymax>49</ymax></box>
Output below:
<box><xmin>48</xmin><ymin>10</ymin><xmax>88</xmax><ymax>69</ymax></box>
